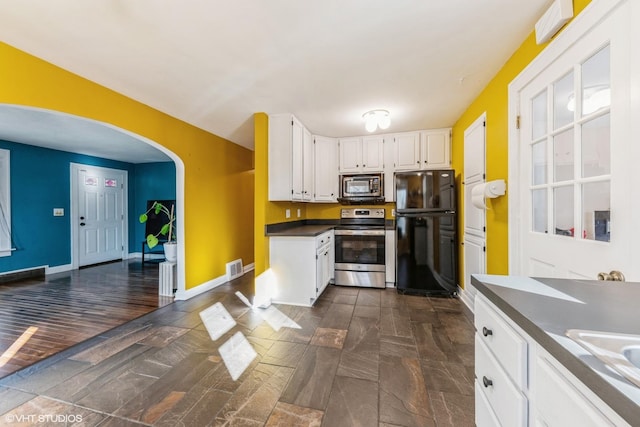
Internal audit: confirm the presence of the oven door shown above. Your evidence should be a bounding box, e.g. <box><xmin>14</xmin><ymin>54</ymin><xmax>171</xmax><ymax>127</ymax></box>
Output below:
<box><xmin>334</xmin><ymin>229</ymin><xmax>385</xmax><ymax>270</ymax></box>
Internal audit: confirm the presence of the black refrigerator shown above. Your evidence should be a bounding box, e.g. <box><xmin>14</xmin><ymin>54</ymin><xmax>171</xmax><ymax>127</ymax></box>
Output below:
<box><xmin>395</xmin><ymin>170</ymin><xmax>457</xmax><ymax>296</ymax></box>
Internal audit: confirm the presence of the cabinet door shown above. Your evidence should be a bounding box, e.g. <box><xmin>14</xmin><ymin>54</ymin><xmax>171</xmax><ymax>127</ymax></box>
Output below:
<box><xmin>362</xmin><ymin>136</ymin><xmax>384</xmax><ymax>171</ymax></box>
<box><xmin>394</xmin><ymin>132</ymin><xmax>421</xmax><ymax>170</ymax></box>
<box><xmin>339</xmin><ymin>137</ymin><xmax>362</xmax><ymax>173</ymax></box>
<box><xmin>421</xmin><ymin>129</ymin><xmax>451</xmax><ymax>168</ymax></box>
<box><xmin>535</xmin><ymin>354</ymin><xmax>620</xmax><ymax>427</ymax></box>
<box><xmin>291</xmin><ymin>118</ymin><xmax>304</xmax><ymax>200</ymax></box>
<box><xmin>302</xmin><ymin>127</ymin><xmax>313</xmax><ymax>201</ymax></box>
<box><xmin>313</xmin><ymin>136</ymin><xmax>338</xmax><ymax>202</ymax></box>
<box><xmin>268</xmin><ymin>114</ymin><xmax>294</xmax><ymax>201</ymax></box>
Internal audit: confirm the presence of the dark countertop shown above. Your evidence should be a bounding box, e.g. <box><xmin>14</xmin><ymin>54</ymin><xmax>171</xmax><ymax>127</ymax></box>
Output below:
<box><xmin>267</xmin><ymin>224</ymin><xmax>335</xmax><ymax>237</ymax></box>
<box><xmin>472</xmin><ymin>274</ymin><xmax>640</xmax><ymax>425</ymax></box>
<box><xmin>265</xmin><ymin>219</ymin><xmax>396</xmax><ymax>237</ymax></box>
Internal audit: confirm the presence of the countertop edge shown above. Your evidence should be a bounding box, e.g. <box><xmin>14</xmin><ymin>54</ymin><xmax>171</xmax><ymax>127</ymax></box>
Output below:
<box><xmin>471</xmin><ymin>276</ymin><xmax>640</xmax><ymax>425</ymax></box>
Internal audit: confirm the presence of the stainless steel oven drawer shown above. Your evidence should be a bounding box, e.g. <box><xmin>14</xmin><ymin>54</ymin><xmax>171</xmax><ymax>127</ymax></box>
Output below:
<box><xmin>334</xmin><ymin>270</ymin><xmax>385</xmax><ymax>288</ymax></box>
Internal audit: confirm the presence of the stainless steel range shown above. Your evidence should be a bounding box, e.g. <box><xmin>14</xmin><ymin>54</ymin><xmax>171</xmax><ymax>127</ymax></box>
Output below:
<box><xmin>334</xmin><ymin>208</ymin><xmax>386</xmax><ymax>288</ymax></box>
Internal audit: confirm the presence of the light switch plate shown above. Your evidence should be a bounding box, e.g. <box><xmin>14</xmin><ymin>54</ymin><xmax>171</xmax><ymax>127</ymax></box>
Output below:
<box><xmin>297</xmin><ymin>209</ymin><xmax>301</xmax><ymax>217</ymax></box>
<box><xmin>285</xmin><ymin>209</ymin><xmax>291</xmax><ymax>218</ymax></box>
<box><xmin>53</xmin><ymin>208</ymin><xmax>64</xmax><ymax>216</ymax></box>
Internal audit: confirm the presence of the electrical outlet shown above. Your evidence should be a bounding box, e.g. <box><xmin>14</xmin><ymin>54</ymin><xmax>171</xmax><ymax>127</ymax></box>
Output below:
<box><xmin>53</xmin><ymin>208</ymin><xmax>64</xmax><ymax>217</ymax></box>
<box><xmin>391</xmin><ymin>208</ymin><xmax>396</xmax><ymax>217</ymax></box>
<box><xmin>285</xmin><ymin>209</ymin><xmax>291</xmax><ymax>219</ymax></box>
<box><xmin>297</xmin><ymin>209</ymin><xmax>301</xmax><ymax>218</ymax></box>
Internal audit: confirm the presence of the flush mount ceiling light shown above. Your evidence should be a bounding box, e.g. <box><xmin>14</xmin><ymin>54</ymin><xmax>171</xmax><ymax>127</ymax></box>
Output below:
<box><xmin>362</xmin><ymin>109</ymin><xmax>391</xmax><ymax>132</ymax></box>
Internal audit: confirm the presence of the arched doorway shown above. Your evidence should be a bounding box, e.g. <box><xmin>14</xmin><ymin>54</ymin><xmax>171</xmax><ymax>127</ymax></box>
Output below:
<box><xmin>0</xmin><ymin>104</ymin><xmax>185</xmax><ymax>293</ymax></box>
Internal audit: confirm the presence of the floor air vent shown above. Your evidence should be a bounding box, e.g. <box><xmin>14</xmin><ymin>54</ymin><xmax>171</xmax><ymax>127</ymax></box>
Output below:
<box><xmin>226</xmin><ymin>259</ymin><xmax>244</xmax><ymax>281</ymax></box>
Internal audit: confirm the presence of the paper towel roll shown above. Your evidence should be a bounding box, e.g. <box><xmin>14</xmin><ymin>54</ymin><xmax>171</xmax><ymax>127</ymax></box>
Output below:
<box><xmin>471</xmin><ymin>180</ymin><xmax>507</xmax><ymax>209</ymax></box>
<box><xmin>471</xmin><ymin>184</ymin><xmax>487</xmax><ymax>209</ymax></box>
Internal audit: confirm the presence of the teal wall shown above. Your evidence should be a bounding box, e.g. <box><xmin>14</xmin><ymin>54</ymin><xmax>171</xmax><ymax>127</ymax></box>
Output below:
<box><xmin>131</xmin><ymin>162</ymin><xmax>176</xmax><ymax>250</ymax></box>
<box><xmin>0</xmin><ymin>139</ymin><xmax>175</xmax><ymax>272</ymax></box>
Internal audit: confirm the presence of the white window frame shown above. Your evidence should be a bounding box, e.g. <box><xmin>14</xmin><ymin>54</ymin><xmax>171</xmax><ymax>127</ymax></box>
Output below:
<box><xmin>0</xmin><ymin>148</ymin><xmax>10</xmax><ymax>257</ymax></box>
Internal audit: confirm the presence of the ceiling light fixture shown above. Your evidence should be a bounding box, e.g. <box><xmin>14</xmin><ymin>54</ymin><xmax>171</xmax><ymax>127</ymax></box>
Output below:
<box><xmin>567</xmin><ymin>85</ymin><xmax>610</xmax><ymax>114</ymax></box>
<box><xmin>362</xmin><ymin>109</ymin><xmax>391</xmax><ymax>132</ymax></box>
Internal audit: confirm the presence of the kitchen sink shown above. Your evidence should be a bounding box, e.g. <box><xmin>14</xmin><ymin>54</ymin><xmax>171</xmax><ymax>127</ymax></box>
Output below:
<box><xmin>566</xmin><ymin>329</ymin><xmax>640</xmax><ymax>388</ymax></box>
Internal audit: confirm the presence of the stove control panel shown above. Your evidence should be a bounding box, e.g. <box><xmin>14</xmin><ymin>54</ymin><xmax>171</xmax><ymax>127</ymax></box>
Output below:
<box><xmin>340</xmin><ymin>208</ymin><xmax>385</xmax><ymax>219</ymax></box>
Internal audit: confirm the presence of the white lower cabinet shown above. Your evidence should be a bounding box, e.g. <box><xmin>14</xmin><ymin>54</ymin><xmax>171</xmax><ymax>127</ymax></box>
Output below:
<box><xmin>269</xmin><ymin>231</ymin><xmax>334</xmax><ymax>306</ymax></box>
<box><xmin>475</xmin><ymin>294</ymin><xmax>630</xmax><ymax>427</ymax></box>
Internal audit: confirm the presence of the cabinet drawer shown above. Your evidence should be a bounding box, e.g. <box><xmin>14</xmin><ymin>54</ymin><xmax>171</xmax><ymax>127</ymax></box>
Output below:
<box><xmin>475</xmin><ymin>335</ymin><xmax>528</xmax><ymax>427</ymax></box>
<box><xmin>475</xmin><ymin>380</ymin><xmax>501</xmax><ymax>427</ymax></box>
<box><xmin>316</xmin><ymin>232</ymin><xmax>332</xmax><ymax>248</ymax></box>
<box><xmin>475</xmin><ymin>295</ymin><xmax>528</xmax><ymax>389</ymax></box>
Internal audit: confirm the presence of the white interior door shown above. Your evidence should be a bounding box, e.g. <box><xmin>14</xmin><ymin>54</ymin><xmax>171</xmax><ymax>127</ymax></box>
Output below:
<box><xmin>463</xmin><ymin>114</ymin><xmax>487</xmax><ymax>302</ymax></box>
<box><xmin>73</xmin><ymin>164</ymin><xmax>126</xmax><ymax>267</ymax></box>
<box><xmin>513</xmin><ymin>1</ymin><xmax>639</xmax><ymax>281</ymax></box>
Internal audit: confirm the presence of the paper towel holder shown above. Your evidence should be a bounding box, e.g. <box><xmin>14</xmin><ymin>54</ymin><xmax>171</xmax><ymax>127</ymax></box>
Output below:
<box><xmin>485</xmin><ymin>179</ymin><xmax>506</xmax><ymax>198</ymax></box>
<box><xmin>471</xmin><ymin>179</ymin><xmax>506</xmax><ymax>210</ymax></box>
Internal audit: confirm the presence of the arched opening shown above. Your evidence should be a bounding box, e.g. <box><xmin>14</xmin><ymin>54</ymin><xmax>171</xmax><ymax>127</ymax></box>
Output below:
<box><xmin>0</xmin><ymin>103</ymin><xmax>186</xmax><ymax>293</ymax></box>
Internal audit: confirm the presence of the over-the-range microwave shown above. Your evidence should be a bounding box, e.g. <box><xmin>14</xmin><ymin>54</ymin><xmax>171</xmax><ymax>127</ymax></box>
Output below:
<box><xmin>338</xmin><ymin>173</ymin><xmax>385</xmax><ymax>205</ymax></box>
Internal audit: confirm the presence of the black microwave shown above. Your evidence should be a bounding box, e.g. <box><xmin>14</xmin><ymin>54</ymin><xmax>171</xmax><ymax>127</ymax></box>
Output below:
<box><xmin>338</xmin><ymin>173</ymin><xmax>385</xmax><ymax>204</ymax></box>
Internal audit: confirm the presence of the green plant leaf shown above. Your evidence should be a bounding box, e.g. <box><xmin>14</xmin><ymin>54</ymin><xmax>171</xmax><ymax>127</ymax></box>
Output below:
<box><xmin>154</xmin><ymin>203</ymin><xmax>163</xmax><ymax>214</ymax></box>
<box><xmin>146</xmin><ymin>234</ymin><xmax>159</xmax><ymax>249</ymax></box>
<box><xmin>139</xmin><ymin>213</ymin><xmax>148</xmax><ymax>223</ymax></box>
<box><xmin>160</xmin><ymin>224</ymin><xmax>170</xmax><ymax>235</ymax></box>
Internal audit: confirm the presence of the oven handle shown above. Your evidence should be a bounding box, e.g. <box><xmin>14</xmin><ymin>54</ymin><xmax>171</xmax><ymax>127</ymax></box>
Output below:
<box><xmin>334</xmin><ymin>229</ymin><xmax>385</xmax><ymax>236</ymax></box>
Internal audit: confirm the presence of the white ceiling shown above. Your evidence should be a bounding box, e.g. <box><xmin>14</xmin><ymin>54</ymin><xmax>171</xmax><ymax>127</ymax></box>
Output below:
<box><xmin>0</xmin><ymin>0</ymin><xmax>553</xmax><ymax>161</ymax></box>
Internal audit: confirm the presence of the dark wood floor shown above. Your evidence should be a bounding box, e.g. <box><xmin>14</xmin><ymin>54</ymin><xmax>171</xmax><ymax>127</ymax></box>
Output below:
<box><xmin>0</xmin><ymin>260</ymin><xmax>172</xmax><ymax>378</ymax></box>
<box><xmin>0</xmin><ymin>270</ymin><xmax>476</xmax><ymax>426</ymax></box>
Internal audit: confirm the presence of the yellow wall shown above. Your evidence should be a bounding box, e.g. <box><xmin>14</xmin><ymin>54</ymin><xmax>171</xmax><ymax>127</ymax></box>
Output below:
<box><xmin>451</xmin><ymin>0</ymin><xmax>592</xmax><ymax>281</ymax></box>
<box><xmin>1</xmin><ymin>42</ymin><xmax>254</xmax><ymax>290</ymax></box>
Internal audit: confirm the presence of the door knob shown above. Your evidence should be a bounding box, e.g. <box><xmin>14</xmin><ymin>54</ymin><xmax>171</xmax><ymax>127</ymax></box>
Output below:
<box><xmin>597</xmin><ymin>271</ymin><xmax>626</xmax><ymax>281</ymax></box>
<box><xmin>610</xmin><ymin>270</ymin><xmax>625</xmax><ymax>282</ymax></box>
<box><xmin>80</xmin><ymin>222</ymin><xmax>86</xmax><ymax>226</ymax></box>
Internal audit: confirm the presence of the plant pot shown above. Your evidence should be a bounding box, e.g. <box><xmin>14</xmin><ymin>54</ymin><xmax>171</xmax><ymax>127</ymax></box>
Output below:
<box><xmin>163</xmin><ymin>242</ymin><xmax>178</xmax><ymax>263</ymax></box>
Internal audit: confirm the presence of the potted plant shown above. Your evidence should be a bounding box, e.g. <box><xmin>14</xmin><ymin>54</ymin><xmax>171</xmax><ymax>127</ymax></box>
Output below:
<box><xmin>139</xmin><ymin>201</ymin><xmax>177</xmax><ymax>262</ymax></box>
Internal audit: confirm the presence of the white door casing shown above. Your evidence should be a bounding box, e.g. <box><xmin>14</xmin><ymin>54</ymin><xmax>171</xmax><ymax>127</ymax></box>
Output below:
<box><xmin>509</xmin><ymin>0</ymin><xmax>639</xmax><ymax>281</ymax></box>
<box><xmin>72</xmin><ymin>164</ymin><xmax>127</xmax><ymax>267</ymax></box>
<box><xmin>463</xmin><ymin>113</ymin><xmax>487</xmax><ymax>306</ymax></box>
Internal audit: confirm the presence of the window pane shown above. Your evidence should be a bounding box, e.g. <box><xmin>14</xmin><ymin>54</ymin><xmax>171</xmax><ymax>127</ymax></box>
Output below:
<box><xmin>532</xmin><ymin>189</ymin><xmax>547</xmax><ymax>233</ymax></box>
<box><xmin>554</xmin><ymin>72</ymin><xmax>574</xmax><ymax>129</ymax></box>
<box><xmin>582</xmin><ymin>45</ymin><xmax>610</xmax><ymax>116</ymax></box>
<box><xmin>532</xmin><ymin>90</ymin><xmax>547</xmax><ymax>140</ymax></box>
<box><xmin>554</xmin><ymin>186</ymin><xmax>574</xmax><ymax>237</ymax></box>
<box><xmin>554</xmin><ymin>129</ymin><xmax>574</xmax><ymax>182</ymax></box>
<box><xmin>583</xmin><ymin>181</ymin><xmax>610</xmax><ymax>242</ymax></box>
<box><xmin>532</xmin><ymin>141</ymin><xmax>547</xmax><ymax>185</ymax></box>
<box><xmin>582</xmin><ymin>114</ymin><xmax>610</xmax><ymax>178</ymax></box>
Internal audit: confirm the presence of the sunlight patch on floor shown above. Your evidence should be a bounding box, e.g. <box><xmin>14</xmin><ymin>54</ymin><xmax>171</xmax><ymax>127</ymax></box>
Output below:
<box><xmin>0</xmin><ymin>326</ymin><xmax>38</xmax><ymax>368</ymax></box>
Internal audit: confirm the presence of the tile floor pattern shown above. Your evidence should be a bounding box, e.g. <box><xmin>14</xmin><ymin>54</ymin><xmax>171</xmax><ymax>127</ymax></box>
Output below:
<box><xmin>0</xmin><ymin>275</ymin><xmax>475</xmax><ymax>426</ymax></box>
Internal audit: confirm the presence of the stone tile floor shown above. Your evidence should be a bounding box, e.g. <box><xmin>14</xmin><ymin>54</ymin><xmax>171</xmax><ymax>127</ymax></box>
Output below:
<box><xmin>0</xmin><ymin>274</ymin><xmax>475</xmax><ymax>426</ymax></box>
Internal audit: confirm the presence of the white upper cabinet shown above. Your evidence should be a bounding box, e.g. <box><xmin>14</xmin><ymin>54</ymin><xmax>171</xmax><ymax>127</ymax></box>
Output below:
<box><xmin>394</xmin><ymin>129</ymin><xmax>451</xmax><ymax>171</ymax></box>
<box><xmin>268</xmin><ymin>113</ymin><xmax>313</xmax><ymax>201</ymax></box>
<box><xmin>339</xmin><ymin>136</ymin><xmax>384</xmax><ymax>173</ymax></box>
<box><xmin>302</xmin><ymin>127</ymin><xmax>313</xmax><ymax>201</ymax></box>
<box><xmin>394</xmin><ymin>131</ymin><xmax>421</xmax><ymax>170</ymax></box>
<box><xmin>338</xmin><ymin>137</ymin><xmax>361</xmax><ymax>173</ymax></box>
<box><xmin>313</xmin><ymin>136</ymin><xmax>338</xmax><ymax>202</ymax></box>
<box><xmin>421</xmin><ymin>129</ymin><xmax>451</xmax><ymax>169</ymax></box>
<box><xmin>361</xmin><ymin>136</ymin><xmax>385</xmax><ymax>171</ymax></box>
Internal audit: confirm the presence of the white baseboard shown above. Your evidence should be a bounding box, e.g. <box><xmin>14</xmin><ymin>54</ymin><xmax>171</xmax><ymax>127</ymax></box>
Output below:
<box><xmin>46</xmin><ymin>264</ymin><xmax>73</xmax><ymax>275</ymax></box>
<box><xmin>174</xmin><ymin>262</ymin><xmax>255</xmax><ymax>301</ymax></box>
<box><xmin>458</xmin><ymin>283</ymin><xmax>476</xmax><ymax>314</ymax></box>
